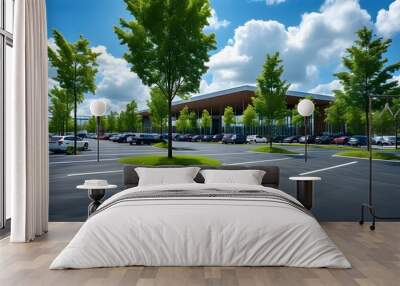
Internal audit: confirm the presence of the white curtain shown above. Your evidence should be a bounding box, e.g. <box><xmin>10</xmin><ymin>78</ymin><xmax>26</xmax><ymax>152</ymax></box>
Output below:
<box><xmin>8</xmin><ymin>0</ymin><xmax>49</xmax><ymax>242</ymax></box>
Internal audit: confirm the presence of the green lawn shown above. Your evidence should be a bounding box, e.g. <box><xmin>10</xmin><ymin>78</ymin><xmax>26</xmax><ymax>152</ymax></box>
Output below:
<box><xmin>152</xmin><ymin>142</ymin><xmax>169</xmax><ymax>149</ymax></box>
<box><xmin>251</xmin><ymin>146</ymin><xmax>299</xmax><ymax>154</ymax></box>
<box><xmin>118</xmin><ymin>154</ymin><xmax>221</xmax><ymax>166</ymax></box>
<box><xmin>336</xmin><ymin>150</ymin><xmax>400</xmax><ymax>161</ymax></box>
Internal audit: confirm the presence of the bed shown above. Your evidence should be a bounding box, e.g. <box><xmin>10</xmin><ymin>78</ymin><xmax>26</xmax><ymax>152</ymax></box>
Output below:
<box><xmin>50</xmin><ymin>165</ymin><xmax>350</xmax><ymax>269</ymax></box>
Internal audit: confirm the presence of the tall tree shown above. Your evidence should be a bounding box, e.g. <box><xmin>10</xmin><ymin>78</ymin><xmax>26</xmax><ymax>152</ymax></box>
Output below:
<box><xmin>176</xmin><ymin>106</ymin><xmax>190</xmax><ymax>133</ymax></box>
<box><xmin>223</xmin><ymin>106</ymin><xmax>235</xmax><ymax>133</ymax></box>
<box><xmin>325</xmin><ymin>92</ymin><xmax>347</xmax><ymax>134</ymax></box>
<box><xmin>86</xmin><ymin>116</ymin><xmax>97</xmax><ymax>133</ymax></box>
<box><xmin>200</xmin><ymin>109</ymin><xmax>212</xmax><ymax>134</ymax></box>
<box><xmin>188</xmin><ymin>111</ymin><xmax>198</xmax><ymax>133</ymax></box>
<box><xmin>124</xmin><ymin>100</ymin><xmax>141</xmax><ymax>132</ymax></box>
<box><xmin>106</xmin><ymin>111</ymin><xmax>118</xmax><ymax>133</ymax></box>
<box><xmin>48</xmin><ymin>87</ymin><xmax>71</xmax><ymax>135</ymax></box>
<box><xmin>334</xmin><ymin>27</ymin><xmax>400</xmax><ymax>148</ymax></box>
<box><xmin>253</xmin><ymin>52</ymin><xmax>289</xmax><ymax>148</ymax></box>
<box><xmin>147</xmin><ymin>88</ymin><xmax>169</xmax><ymax>135</ymax></box>
<box><xmin>115</xmin><ymin>0</ymin><xmax>216</xmax><ymax>158</ymax></box>
<box><xmin>48</xmin><ymin>30</ymin><xmax>99</xmax><ymax>153</ymax></box>
<box><xmin>117</xmin><ymin>112</ymin><xmax>126</xmax><ymax>133</ymax></box>
<box><xmin>242</xmin><ymin>104</ymin><xmax>258</xmax><ymax>135</ymax></box>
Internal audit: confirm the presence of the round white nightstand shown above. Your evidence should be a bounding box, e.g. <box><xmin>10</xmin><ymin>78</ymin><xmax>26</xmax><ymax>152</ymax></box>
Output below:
<box><xmin>289</xmin><ymin>176</ymin><xmax>321</xmax><ymax>210</ymax></box>
<box><xmin>77</xmin><ymin>181</ymin><xmax>117</xmax><ymax>216</ymax></box>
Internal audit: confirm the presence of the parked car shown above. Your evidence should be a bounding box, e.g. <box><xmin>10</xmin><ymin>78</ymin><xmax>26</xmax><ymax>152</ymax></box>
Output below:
<box><xmin>191</xmin><ymin>135</ymin><xmax>203</xmax><ymax>142</ymax></box>
<box><xmin>116</xmin><ymin>133</ymin><xmax>135</xmax><ymax>143</ymax></box>
<box><xmin>202</xmin><ymin>135</ymin><xmax>213</xmax><ymax>142</ymax></box>
<box><xmin>333</xmin><ymin>136</ymin><xmax>350</xmax><ymax>145</ymax></box>
<box><xmin>129</xmin><ymin>133</ymin><xmax>163</xmax><ymax>145</ymax></box>
<box><xmin>49</xmin><ymin>136</ymin><xmax>89</xmax><ymax>153</ymax></box>
<box><xmin>222</xmin><ymin>134</ymin><xmax>247</xmax><ymax>144</ymax></box>
<box><xmin>176</xmin><ymin>134</ymin><xmax>193</xmax><ymax>142</ymax></box>
<box><xmin>110</xmin><ymin>134</ymin><xmax>121</xmax><ymax>142</ymax></box>
<box><xmin>374</xmin><ymin>136</ymin><xmax>396</xmax><ymax>146</ymax></box>
<box><xmin>283</xmin><ymin>136</ymin><xmax>301</xmax><ymax>143</ymax></box>
<box><xmin>348</xmin><ymin>135</ymin><xmax>368</xmax><ymax>146</ymax></box>
<box><xmin>212</xmin><ymin>134</ymin><xmax>224</xmax><ymax>142</ymax></box>
<box><xmin>246</xmin><ymin>135</ymin><xmax>267</xmax><ymax>144</ymax></box>
<box><xmin>315</xmin><ymin>135</ymin><xmax>333</xmax><ymax>144</ymax></box>
<box><xmin>298</xmin><ymin>135</ymin><xmax>316</xmax><ymax>144</ymax></box>
<box><xmin>272</xmin><ymin>135</ymin><xmax>286</xmax><ymax>143</ymax></box>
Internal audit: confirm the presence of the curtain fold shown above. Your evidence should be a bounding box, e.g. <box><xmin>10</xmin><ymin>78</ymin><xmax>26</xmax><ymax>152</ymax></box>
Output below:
<box><xmin>9</xmin><ymin>0</ymin><xmax>49</xmax><ymax>242</ymax></box>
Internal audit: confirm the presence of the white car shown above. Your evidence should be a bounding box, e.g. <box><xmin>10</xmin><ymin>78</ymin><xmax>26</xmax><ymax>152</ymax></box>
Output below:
<box><xmin>246</xmin><ymin>135</ymin><xmax>267</xmax><ymax>144</ymax></box>
<box><xmin>49</xmin><ymin>136</ymin><xmax>89</xmax><ymax>153</ymax></box>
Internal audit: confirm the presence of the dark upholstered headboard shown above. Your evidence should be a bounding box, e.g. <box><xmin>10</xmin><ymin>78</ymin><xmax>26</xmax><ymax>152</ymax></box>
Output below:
<box><xmin>123</xmin><ymin>165</ymin><xmax>280</xmax><ymax>189</ymax></box>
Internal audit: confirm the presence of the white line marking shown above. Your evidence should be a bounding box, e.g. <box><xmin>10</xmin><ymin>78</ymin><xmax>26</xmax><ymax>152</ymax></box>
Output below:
<box><xmin>299</xmin><ymin>161</ymin><xmax>358</xmax><ymax>175</ymax></box>
<box><xmin>67</xmin><ymin>170</ymin><xmax>123</xmax><ymax>177</ymax></box>
<box><xmin>223</xmin><ymin>158</ymin><xmax>291</xmax><ymax>166</ymax></box>
<box><xmin>333</xmin><ymin>154</ymin><xmax>400</xmax><ymax>163</ymax></box>
<box><xmin>50</xmin><ymin>158</ymin><xmax>118</xmax><ymax>164</ymax></box>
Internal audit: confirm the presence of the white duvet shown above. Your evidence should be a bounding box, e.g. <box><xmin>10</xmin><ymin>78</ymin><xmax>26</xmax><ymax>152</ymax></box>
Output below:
<box><xmin>50</xmin><ymin>183</ymin><xmax>351</xmax><ymax>269</ymax></box>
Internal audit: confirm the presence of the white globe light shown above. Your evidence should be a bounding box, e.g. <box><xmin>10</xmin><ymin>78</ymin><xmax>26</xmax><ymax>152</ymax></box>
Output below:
<box><xmin>90</xmin><ymin>100</ymin><xmax>107</xmax><ymax>116</ymax></box>
<box><xmin>297</xmin><ymin>99</ymin><xmax>315</xmax><ymax>117</ymax></box>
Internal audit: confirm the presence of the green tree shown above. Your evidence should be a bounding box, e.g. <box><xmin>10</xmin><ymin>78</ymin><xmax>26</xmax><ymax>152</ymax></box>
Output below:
<box><xmin>86</xmin><ymin>116</ymin><xmax>97</xmax><ymax>133</ymax></box>
<box><xmin>147</xmin><ymin>88</ymin><xmax>168</xmax><ymax>135</ymax></box>
<box><xmin>48</xmin><ymin>30</ymin><xmax>99</xmax><ymax>153</ymax></box>
<box><xmin>373</xmin><ymin>109</ymin><xmax>394</xmax><ymax>135</ymax></box>
<box><xmin>345</xmin><ymin>107</ymin><xmax>365</xmax><ymax>134</ymax></box>
<box><xmin>188</xmin><ymin>111</ymin><xmax>198</xmax><ymax>133</ymax></box>
<box><xmin>223</xmin><ymin>106</ymin><xmax>235</xmax><ymax>133</ymax></box>
<box><xmin>334</xmin><ymin>27</ymin><xmax>400</xmax><ymax>148</ymax></box>
<box><xmin>124</xmin><ymin>100</ymin><xmax>140</xmax><ymax>132</ymax></box>
<box><xmin>253</xmin><ymin>52</ymin><xmax>289</xmax><ymax>147</ymax></box>
<box><xmin>242</xmin><ymin>104</ymin><xmax>258</xmax><ymax>134</ymax></box>
<box><xmin>176</xmin><ymin>106</ymin><xmax>190</xmax><ymax>133</ymax></box>
<box><xmin>106</xmin><ymin>111</ymin><xmax>118</xmax><ymax>133</ymax></box>
<box><xmin>325</xmin><ymin>91</ymin><xmax>347</xmax><ymax>134</ymax></box>
<box><xmin>200</xmin><ymin>109</ymin><xmax>212</xmax><ymax>134</ymax></box>
<box><xmin>114</xmin><ymin>0</ymin><xmax>216</xmax><ymax>158</ymax></box>
<box><xmin>48</xmin><ymin>87</ymin><xmax>70</xmax><ymax>135</ymax></box>
<box><xmin>117</xmin><ymin>111</ymin><xmax>127</xmax><ymax>132</ymax></box>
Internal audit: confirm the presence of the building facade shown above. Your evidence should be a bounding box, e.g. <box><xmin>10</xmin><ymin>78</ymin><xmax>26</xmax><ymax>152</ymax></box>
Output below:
<box><xmin>140</xmin><ymin>85</ymin><xmax>334</xmax><ymax>136</ymax></box>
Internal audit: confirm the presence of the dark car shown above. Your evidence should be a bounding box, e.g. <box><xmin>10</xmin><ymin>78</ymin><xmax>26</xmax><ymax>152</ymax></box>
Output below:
<box><xmin>298</xmin><ymin>135</ymin><xmax>316</xmax><ymax>144</ymax></box>
<box><xmin>272</xmin><ymin>135</ymin><xmax>286</xmax><ymax>143</ymax></box>
<box><xmin>212</xmin><ymin>134</ymin><xmax>224</xmax><ymax>142</ymax></box>
<box><xmin>116</xmin><ymin>133</ymin><xmax>135</xmax><ymax>143</ymax></box>
<box><xmin>315</xmin><ymin>135</ymin><xmax>333</xmax><ymax>144</ymax></box>
<box><xmin>110</xmin><ymin>134</ymin><xmax>121</xmax><ymax>142</ymax></box>
<box><xmin>191</xmin><ymin>135</ymin><xmax>203</xmax><ymax>142</ymax></box>
<box><xmin>283</xmin><ymin>136</ymin><xmax>301</xmax><ymax>143</ymax></box>
<box><xmin>130</xmin><ymin>134</ymin><xmax>162</xmax><ymax>145</ymax></box>
<box><xmin>177</xmin><ymin>134</ymin><xmax>193</xmax><ymax>142</ymax></box>
<box><xmin>348</xmin><ymin>135</ymin><xmax>368</xmax><ymax>146</ymax></box>
<box><xmin>202</xmin><ymin>135</ymin><xmax>213</xmax><ymax>142</ymax></box>
<box><xmin>333</xmin><ymin>136</ymin><xmax>350</xmax><ymax>145</ymax></box>
<box><xmin>222</xmin><ymin>134</ymin><xmax>246</xmax><ymax>144</ymax></box>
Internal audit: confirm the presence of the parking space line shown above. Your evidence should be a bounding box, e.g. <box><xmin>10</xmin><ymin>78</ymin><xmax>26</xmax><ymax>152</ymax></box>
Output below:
<box><xmin>67</xmin><ymin>170</ymin><xmax>123</xmax><ymax>177</ymax></box>
<box><xmin>299</xmin><ymin>161</ymin><xmax>358</xmax><ymax>175</ymax></box>
<box><xmin>224</xmin><ymin>158</ymin><xmax>291</xmax><ymax>165</ymax></box>
<box><xmin>333</xmin><ymin>154</ymin><xmax>400</xmax><ymax>163</ymax></box>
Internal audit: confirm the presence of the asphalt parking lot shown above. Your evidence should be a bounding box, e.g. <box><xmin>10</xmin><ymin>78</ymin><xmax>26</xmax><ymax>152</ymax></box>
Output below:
<box><xmin>50</xmin><ymin>139</ymin><xmax>400</xmax><ymax>222</ymax></box>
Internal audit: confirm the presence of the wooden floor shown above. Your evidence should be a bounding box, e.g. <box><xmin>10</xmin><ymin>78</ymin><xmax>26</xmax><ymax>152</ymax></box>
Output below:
<box><xmin>0</xmin><ymin>222</ymin><xmax>399</xmax><ymax>286</ymax></box>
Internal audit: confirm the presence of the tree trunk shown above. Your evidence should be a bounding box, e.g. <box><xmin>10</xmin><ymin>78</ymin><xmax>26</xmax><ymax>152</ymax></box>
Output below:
<box><xmin>269</xmin><ymin>121</ymin><xmax>273</xmax><ymax>149</ymax></box>
<box><xmin>168</xmin><ymin>98</ymin><xmax>173</xmax><ymax>158</ymax></box>
<box><xmin>365</xmin><ymin>107</ymin><xmax>370</xmax><ymax>151</ymax></box>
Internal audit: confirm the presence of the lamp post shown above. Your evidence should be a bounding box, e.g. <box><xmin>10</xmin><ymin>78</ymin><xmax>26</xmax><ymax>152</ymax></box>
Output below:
<box><xmin>90</xmin><ymin>100</ymin><xmax>107</xmax><ymax>162</ymax></box>
<box><xmin>297</xmin><ymin>99</ymin><xmax>315</xmax><ymax>163</ymax></box>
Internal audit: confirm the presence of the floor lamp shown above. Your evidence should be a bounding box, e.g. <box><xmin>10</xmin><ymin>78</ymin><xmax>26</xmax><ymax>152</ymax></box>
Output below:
<box><xmin>297</xmin><ymin>99</ymin><xmax>315</xmax><ymax>163</ymax></box>
<box><xmin>360</xmin><ymin>94</ymin><xmax>400</xmax><ymax>230</ymax></box>
<box><xmin>90</xmin><ymin>100</ymin><xmax>107</xmax><ymax>162</ymax></box>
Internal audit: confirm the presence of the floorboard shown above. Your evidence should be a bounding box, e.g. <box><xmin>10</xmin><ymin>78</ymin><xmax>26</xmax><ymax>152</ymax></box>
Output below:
<box><xmin>0</xmin><ymin>222</ymin><xmax>399</xmax><ymax>286</ymax></box>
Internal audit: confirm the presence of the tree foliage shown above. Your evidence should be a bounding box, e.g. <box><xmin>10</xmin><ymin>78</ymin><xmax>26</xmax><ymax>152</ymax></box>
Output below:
<box><xmin>147</xmin><ymin>88</ymin><xmax>168</xmax><ymax>134</ymax></box>
<box><xmin>48</xmin><ymin>87</ymin><xmax>71</xmax><ymax>135</ymax></box>
<box><xmin>176</xmin><ymin>106</ymin><xmax>190</xmax><ymax>133</ymax></box>
<box><xmin>223</xmin><ymin>106</ymin><xmax>235</xmax><ymax>132</ymax></box>
<box><xmin>200</xmin><ymin>109</ymin><xmax>212</xmax><ymax>134</ymax></box>
<box><xmin>242</xmin><ymin>104</ymin><xmax>258</xmax><ymax>129</ymax></box>
<box><xmin>114</xmin><ymin>0</ymin><xmax>216</xmax><ymax>157</ymax></box>
<box><xmin>331</xmin><ymin>27</ymin><xmax>400</xmax><ymax>139</ymax></box>
<box><xmin>253</xmin><ymin>52</ymin><xmax>289</xmax><ymax>147</ymax></box>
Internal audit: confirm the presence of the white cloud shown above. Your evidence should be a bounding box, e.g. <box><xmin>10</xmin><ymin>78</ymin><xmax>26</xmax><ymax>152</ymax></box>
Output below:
<box><xmin>265</xmin><ymin>0</ymin><xmax>286</xmax><ymax>5</ymax></box>
<box><xmin>206</xmin><ymin>9</ymin><xmax>230</xmax><ymax>30</ymax></box>
<box><xmin>309</xmin><ymin>79</ymin><xmax>342</xmax><ymax>95</ymax></box>
<box><xmin>205</xmin><ymin>0</ymin><xmax>371</xmax><ymax>92</ymax></box>
<box><xmin>90</xmin><ymin>45</ymin><xmax>149</xmax><ymax>114</ymax></box>
<box><xmin>376</xmin><ymin>0</ymin><xmax>400</xmax><ymax>38</ymax></box>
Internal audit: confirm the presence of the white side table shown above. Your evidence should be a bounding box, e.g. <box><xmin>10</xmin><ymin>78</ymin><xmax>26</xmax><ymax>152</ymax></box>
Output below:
<box><xmin>289</xmin><ymin>176</ymin><xmax>321</xmax><ymax>210</ymax></box>
<box><xmin>77</xmin><ymin>183</ymin><xmax>117</xmax><ymax>216</ymax></box>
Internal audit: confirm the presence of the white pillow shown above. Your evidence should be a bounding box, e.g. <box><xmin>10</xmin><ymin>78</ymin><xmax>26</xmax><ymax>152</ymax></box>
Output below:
<box><xmin>135</xmin><ymin>167</ymin><xmax>201</xmax><ymax>186</ymax></box>
<box><xmin>200</xmin><ymin>169</ymin><xmax>266</xmax><ymax>185</ymax></box>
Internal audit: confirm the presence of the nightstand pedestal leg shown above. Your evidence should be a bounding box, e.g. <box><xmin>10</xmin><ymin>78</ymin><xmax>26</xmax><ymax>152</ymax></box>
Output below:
<box><xmin>297</xmin><ymin>181</ymin><xmax>313</xmax><ymax>210</ymax></box>
<box><xmin>88</xmin><ymin>189</ymin><xmax>105</xmax><ymax>216</ymax></box>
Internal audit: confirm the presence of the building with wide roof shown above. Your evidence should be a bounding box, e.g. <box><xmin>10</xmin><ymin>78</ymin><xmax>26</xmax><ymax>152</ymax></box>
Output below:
<box><xmin>140</xmin><ymin>85</ymin><xmax>334</xmax><ymax>136</ymax></box>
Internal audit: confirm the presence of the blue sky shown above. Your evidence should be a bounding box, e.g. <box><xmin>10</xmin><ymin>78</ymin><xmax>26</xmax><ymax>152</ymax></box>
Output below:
<box><xmin>47</xmin><ymin>0</ymin><xmax>400</xmax><ymax>115</ymax></box>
